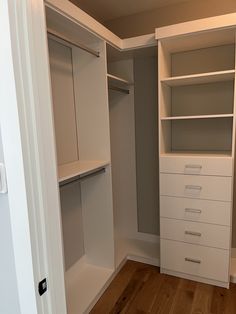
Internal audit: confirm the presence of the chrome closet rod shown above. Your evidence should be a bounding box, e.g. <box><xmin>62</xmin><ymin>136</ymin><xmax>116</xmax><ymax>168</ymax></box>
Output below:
<box><xmin>59</xmin><ymin>167</ymin><xmax>106</xmax><ymax>188</ymax></box>
<box><xmin>109</xmin><ymin>85</ymin><xmax>130</xmax><ymax>94</ymax></box>
<box><xmin>47</xmin><ymin>30</ymin><xmax>100</xmax><ymax>58</ymax></box>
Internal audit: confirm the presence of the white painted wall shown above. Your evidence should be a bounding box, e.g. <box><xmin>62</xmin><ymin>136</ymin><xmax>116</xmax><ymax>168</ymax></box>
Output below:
<box><xmin>0</xmin><ymin>128</ymin><xmax>21</xmax><ymax>314</ymax></box>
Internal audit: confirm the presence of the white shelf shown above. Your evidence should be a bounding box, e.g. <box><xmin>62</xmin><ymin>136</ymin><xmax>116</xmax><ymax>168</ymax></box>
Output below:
<box><xmin>58</xmin><ymin>160</ymin><xmax>110</xmax><ymax>183</ymax></box>
<box><xmin>65</xmin><ymin>257</ymin><xmax>113</xmax><ymax>314</ymax></box>
<box><xmin>161</xmin><ymin>114</ymin><xmax>234</xmax><ymax>121</ymax></box>
<box><xmin>161</xmin><ymin>70</ymin><xmax>235</xmax><ymax>87</ymax></box>
<box><xmin>107</xmin><ymin>73</ymin><xmax>132</xmax><ymax>85</ymax></box>
<box><xmin>160</xmin><ymin>151</ymin><xmax>232</xmax><ymax>157</ymax></box>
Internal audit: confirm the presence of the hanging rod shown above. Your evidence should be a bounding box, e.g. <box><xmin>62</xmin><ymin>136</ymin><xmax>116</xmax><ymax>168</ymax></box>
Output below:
<box><xmin>47</xmin><ymin>30</ymin><xmax>100</xmax><ymax>58</ymax></box>
<box><xmin>109</xmin><ymin>85</ymin><xmax>130</xmax><ymax>94</ymax></box>
<box><xmin>59</xmin><ymin>167</ymin><xmax>105</xmax><ymax>188</ymax></box>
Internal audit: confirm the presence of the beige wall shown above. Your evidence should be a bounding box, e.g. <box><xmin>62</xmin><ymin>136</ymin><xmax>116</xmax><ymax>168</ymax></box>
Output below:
<box><xmin>105</xmin><ymin>0</ymin><xmax>236</xmax><ymax>38</ymax></box>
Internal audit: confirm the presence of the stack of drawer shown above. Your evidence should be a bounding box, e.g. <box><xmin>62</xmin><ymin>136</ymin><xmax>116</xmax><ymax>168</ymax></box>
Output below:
<box><xmin>160</xmin><ymin>156</ymin><xmax>232</xmax><ymax>287</ymax></box>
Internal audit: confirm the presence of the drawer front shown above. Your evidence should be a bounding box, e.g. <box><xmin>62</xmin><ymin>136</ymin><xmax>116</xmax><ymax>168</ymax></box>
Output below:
<box><xmin>161</xmin><ymin>239</ymin><xmax>229</xmax><ymax>283</ymax></box>
<box><xmin>160</xmin><ymin>196</ymin><xmax>231</xmax><ymax>226</ymax></box>
<box><xmin>160</xmin><ymin>173</ymin><xmax>232</xmax><ymax>202</ymax></box>
<box><xmin>160</xmin><ymin>218</ymin><xmax>230</xmax><ymax>249</ymax></box>
<box><xmin>160</xmin><ymin>156</ymin><xmax>232</xmax><ymax>176</ymax></box>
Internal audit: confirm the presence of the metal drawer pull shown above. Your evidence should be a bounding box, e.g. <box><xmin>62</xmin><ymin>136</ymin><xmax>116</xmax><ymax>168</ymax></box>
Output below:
<box><xmin>185</xmin><ymin>208</ymin><xmax>202</xmax><ymax>214</ymax></box>
<box><xmin>185</xmin><ymin>164</ymin><xmax>202</xmax><ymax>169</ymax></box>
<box><xmin>185</xmin><ymin>231</ymin><xmax>202</xmax><ymax>237</ymax></box>
<box><xmin>185</xmin><ymin>185</ymin><xmax>202</xmax><ymax>191</ymax></box>
<box><xmin>185</xmin><ymin>257</ymin><xmax>201</xmax><ymax>264</ymax></box>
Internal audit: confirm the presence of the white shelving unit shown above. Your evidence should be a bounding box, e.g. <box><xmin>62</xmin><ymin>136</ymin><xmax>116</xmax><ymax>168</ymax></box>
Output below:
<box><xmin>157</xmin><ymin>22</ymin><xmax>236</xmax><ymax>288</ymax></box>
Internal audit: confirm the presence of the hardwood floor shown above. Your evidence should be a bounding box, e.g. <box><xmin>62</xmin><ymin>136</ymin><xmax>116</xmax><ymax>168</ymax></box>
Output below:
<box><xmin>91</xmin><ymin>260</ymin><xmax>236</xmax><ymax>314</ymax></box>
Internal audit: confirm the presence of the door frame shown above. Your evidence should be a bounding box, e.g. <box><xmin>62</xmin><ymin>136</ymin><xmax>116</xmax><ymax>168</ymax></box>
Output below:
<box><xmin>0</xmin><ymin>1</ymin><xmax>67</xmax><ymax>313</ymax></box>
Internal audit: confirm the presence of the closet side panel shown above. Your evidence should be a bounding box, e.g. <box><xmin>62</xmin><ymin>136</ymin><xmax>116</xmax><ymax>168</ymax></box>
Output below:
<box><xmin>134</xmin><ymin>56</ymin><xmax>159</xmax><ymax>235</ymax></box>
<box><xmin>48</xmin><ymin>39</ymin><xmax>78</xmax><ymax>165</ymax></box>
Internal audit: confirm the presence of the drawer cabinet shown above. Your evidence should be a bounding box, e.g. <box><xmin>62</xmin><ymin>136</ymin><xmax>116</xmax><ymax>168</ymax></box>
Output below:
<box><xmin>160</xmin><ymin>173</ymin><xmax>232</xmax><ymax>201</ymax></box>
<box><xmin>160</xmin><ymin>156</ymin><xmax>232</xmax><ymax>176</ymax></box>
<box><xmin>161</xmin><ymin>239</ymin><xmax>229</xmax><ymax>283</ymax></box>
<box><xmin>160</xmin><ymin>217</ymin><xmax>230</xmax><ymax>249</ymax></box>
<box><xmin>160</xmin><ymin>196</ymin><xmax>231</xmax><ymax>226</ymax></box>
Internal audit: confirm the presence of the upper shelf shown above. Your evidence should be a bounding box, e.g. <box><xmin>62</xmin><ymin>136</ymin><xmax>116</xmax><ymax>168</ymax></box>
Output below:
<box><xmin>161</xmin><ymin>114</ymin><xmax>234</xmax><ymax>121</ymax></box>
<box><xmin>58</xmin><ymin>160</ymin><xmax>110</xmax><ymax>184</ymax></box>
<box><xmin>161</xmin><ymin>69</ymin><xmax>235</xmax><ymax>87</ymax></box>
<box><xmin>107</xmin><ymin>73</ymin><xmax>132</xmax><ymax>85</ymax></box>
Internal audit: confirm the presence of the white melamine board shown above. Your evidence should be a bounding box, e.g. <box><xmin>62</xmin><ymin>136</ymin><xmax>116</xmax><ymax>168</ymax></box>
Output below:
<box><xmin>160</xmin><ymin>155</ymin><xmax>233</xmax><ymax>176</ymax></box>
<box><xmin>115</xmin><ymin>238</ymin><xmax>160</xmax><ymax>268</ymax></box>
<box><xmin>161</xmin><ymin>151</ymin><xmax>232</xmax><ymax>157</ymax></box>
<box><xmin>170</xmin><ymin>81</ymin><xmax>234</xmax><ymax>117</ymax></box>
<box><xmin>155</xmin><ymin>13</ymin><xmax>236</xmax><ymax>40</ymax></box>
<box><xmin>171</xmin><ymin>118</ymin><xmax>233</xmax><ymax>152</ymax></box>
<box><xmin>80</xmin><ymin>166</ymin><xmax>114</xmax><ymax>268</ymax></box>
<box><xmin>73</xmin><ymin>41</ymin><xmax>111</xmax><ymax>161</ymax></box>
<box><xmin>161</xmin><ymin>114</ymin><xmax>233</xmax><ymax>121</ymax></box>
<box><xmin>171</xmin><ymin>45</ymin><xmax>235</xmax><ymax>77</ymax></box>
<box><xmin>60</xmin><ymin>182</ymin><xmax>84</xmax><ymax>270</ymax></box>
<box><xmin>122</xmin><ymin>34</ymin><xmax>156</xmax><ymax>50</ymax></box>
<box><xmin>161</xmin><ymin>218</ymin><xmax>230</xmax><ymax>249</ymax></box>
<box><xmin>160</xmin><ymin>196</ymin><xmax>231</xmax><ymax>226</ymax></box>
<box><xmin>48</xmin><ymin>39</ymin><xmax>78</xmax><ymax>165</ymax></box>
<box><xmin>107</xmin><ymin>73</ymin><xmax>132</xmax><ymax>85</ymax></box>
<box><xmin>161</xmin><ymin>239</ymin><xmax>230</xmax><ymax>283</ymax></box>
<box><xmin>65</xmin><ymin>257</ymin><xmax>113</xmax><ymax>314</ymax></box>
<box><xmin>45</xmin><ymin>0</ymin><xmax>122</xmax><ymax>49</ymax></box>
<box><xmin>58</xmin><ymin>160</ymin><xmax>109</xmax><ymax>182</ymax></box>
<box><xmin>162</xmin><ymin>70</ymin><xmax>235</xmax><ymax>87</ymax></box>
<box><xmin>109</xmin><ymin>59</ymin><xmax>138</xmax><ymax>240</ymax></box>
<box><xmin>160</xmin><ymin>173</ymin><xmax>232</xmax><ymax>202</ymax></box>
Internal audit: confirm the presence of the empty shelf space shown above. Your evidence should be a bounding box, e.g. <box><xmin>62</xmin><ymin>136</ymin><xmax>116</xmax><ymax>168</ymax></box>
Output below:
<box><xmin>107</xmin><ymin>73</ymin><xmax>132</xmax><ymax>85</ymax></box>
<box><xmin>161</xmin><ymin>114</ymin><xmax>234</xmax><ymax>121</ymax></box>
<box><xmin>58</xmin><ymin>160</ymin><xmax>110</xmax><ymax>183</ymax></box>
<box><xmin>161</xmin><ymin>69</ymin><xmax>235</xmax><ymax>86</ymax></box>
<box><xmin>116</xmin><ymin>238</ymin><xmax>160</xmax><ymax>268</ymax></box>
<box><xmin>65</xmin><ymin>257</ymin><xmax>113</xmax><ymax>314</ymax></box>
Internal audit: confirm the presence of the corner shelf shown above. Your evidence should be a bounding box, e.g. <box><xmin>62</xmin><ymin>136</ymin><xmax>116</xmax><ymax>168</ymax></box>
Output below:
<box><xmin>58</xmin><ymin>160</ymin><xmax>110</xmax><ymax>183</ymax></box>
<box><xmin>161</xmin><ymin>69</ymin><xmax>235</xmax><ymax>87</ymax></box>
<box><xmin>107</xmin><ymin>73</ymin><xmax>132</xmax><ymax>95</ymax></box>
<box><xmin>161</xmin><ymin>114</ymin><xmax>234</xmax><ymax>121</ymax></box>
<box><xmin>107</xmin><ymin>73</ymin><xmax>132</xmax><ymax>85</ymax></box>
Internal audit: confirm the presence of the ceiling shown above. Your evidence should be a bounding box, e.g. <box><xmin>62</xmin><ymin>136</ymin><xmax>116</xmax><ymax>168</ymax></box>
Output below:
<box><xmin>70</xmin><ymin>0</ymin><xmax>193</xmax><ymax>22</ymax></box>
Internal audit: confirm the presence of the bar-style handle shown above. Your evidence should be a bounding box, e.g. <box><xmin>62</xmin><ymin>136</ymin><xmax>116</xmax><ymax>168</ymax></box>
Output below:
<box><xmin>185</xmin><ymin>257</ymin><xmax>201</xmax><ymax>264</ymax></box>
<box><xmin>185</xmin><ymin>208</ymin><xmax>202</xmax><ymax>214</ymax></box>
<box><xmin>185</xmin><ymin>164</ymin><xmax>202</xmax><ymax>169</ymax></box>
<box><xmin>185</xmin><ymin>185</ymin><xmax>202</xmax><ymax>191</ymax></box>
<box><xmin>185</xmin><ymin>231</ymin><xmax>202</xmax><ymax>237</ymax></box>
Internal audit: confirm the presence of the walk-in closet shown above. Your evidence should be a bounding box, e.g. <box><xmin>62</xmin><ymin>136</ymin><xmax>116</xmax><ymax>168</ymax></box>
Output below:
<box><xmin>42</xmin><ymin>1</ymin><xmax>236</xmax><ymax>313</ymax></box>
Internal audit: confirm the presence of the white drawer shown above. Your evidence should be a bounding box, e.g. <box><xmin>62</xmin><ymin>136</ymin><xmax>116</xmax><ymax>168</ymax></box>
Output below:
<box><xmin>160</xmin><ymin>156</ymin><xmax>232</xmax><ymax>176</ymax></box>
<box><xmin>160</xmin><ymin>218</ymin><xmax>230</xmax><ymax>249</ymax></box>
<box><xmin>160</xmin><ymin>196</ymin><xmax>231</xmax><ymax>226</ymax></box>
<box><xmin>161</xmin><ymin>239</ymin><xmax>229</xmax><ymax>283</ymax></box>
<box><xmin>160</xmin><ymin>173</ymin><xmax>232</xmax><ymax>202</ymax></box>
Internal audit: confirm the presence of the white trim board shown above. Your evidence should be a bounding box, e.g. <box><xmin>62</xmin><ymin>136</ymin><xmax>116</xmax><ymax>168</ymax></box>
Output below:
<box><xmin>155</xmin><ymin>12</ymin><xmax>236</xmax><ymax>40</ymax></box>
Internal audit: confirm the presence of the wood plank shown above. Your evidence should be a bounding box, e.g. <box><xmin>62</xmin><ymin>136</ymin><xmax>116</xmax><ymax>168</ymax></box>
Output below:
<box><xmin>190</xmin><ymin>283</ymin><xmax>213</xmax><ymax>314</ymax></box>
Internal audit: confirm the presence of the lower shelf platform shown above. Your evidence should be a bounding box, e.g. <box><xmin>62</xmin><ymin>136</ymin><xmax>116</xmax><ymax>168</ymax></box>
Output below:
<box><xmin>115</xmin><ymin>237</ymin><xmax>160</xmax><ymax>268</ymax></box>
<box><xmin>65</xmin><ymin>257</ymin><xmax>113</xmax><ymax>314</ymax></box>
